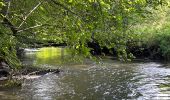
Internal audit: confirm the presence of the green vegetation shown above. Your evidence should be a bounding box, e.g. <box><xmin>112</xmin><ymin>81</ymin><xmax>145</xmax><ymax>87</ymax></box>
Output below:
<box><xmin>132</xmin><ymin>5</ymin><xmax>170</xmax><ymax>60</ymax></box>
<box><xmin>0</xmin><ymin>0</ymin><xmax>170</xmax><ymax>70</ymax></box>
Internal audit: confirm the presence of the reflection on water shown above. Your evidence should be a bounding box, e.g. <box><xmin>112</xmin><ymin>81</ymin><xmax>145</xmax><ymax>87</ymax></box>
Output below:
<box><xmin>1</xmin><ymin>47</ymin><xmax>170</xmax><ymax>100</ymax></box>
<box><xmin>21</xmin><ymin>47</ymin><xmax>67</xmax><ymax>67</ymax></box>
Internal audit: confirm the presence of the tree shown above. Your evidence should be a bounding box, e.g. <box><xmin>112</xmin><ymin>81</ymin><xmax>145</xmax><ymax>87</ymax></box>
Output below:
<box><xmin>0</xmin><ymin>0</ymin><xmax>168</xmax><ymax>68</ymax></box>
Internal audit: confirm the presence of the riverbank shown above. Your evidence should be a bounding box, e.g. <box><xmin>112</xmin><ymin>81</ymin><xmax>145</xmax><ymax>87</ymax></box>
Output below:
<box><xmin>0</xmin><ymin>42</ymin><xmax>169</xmax><ymax>88</ymax></box>
<box><xmin>0</xmin><ymin>64</ymin><xmax>61</xmax><ymax>88</ymax></box>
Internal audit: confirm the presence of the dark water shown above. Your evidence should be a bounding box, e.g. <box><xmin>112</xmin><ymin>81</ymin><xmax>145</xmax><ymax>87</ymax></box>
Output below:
<box><xmin>0</xmin><ymin>47</ymin><xmax>170</xmax><ymax>100</ymax></box>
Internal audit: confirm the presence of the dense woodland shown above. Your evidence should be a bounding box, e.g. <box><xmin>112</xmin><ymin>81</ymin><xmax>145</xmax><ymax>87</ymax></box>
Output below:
<box><xmin>0</xmin><ymin>0</ymin><xmax>170</xmax><ymax>70</ymax></box>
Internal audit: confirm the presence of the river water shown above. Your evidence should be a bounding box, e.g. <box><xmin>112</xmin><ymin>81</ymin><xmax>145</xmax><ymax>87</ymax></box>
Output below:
<box><xmin>0</xmin><ymin>47</ymin><xmax>170</xmax><ymax>100</ymax></box>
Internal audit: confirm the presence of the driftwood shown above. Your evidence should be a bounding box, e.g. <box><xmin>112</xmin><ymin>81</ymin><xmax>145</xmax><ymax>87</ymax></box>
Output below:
<box><xmin>0</xmin><ymin>61</ymin><xmax>61</xmax><ymax>81</ymax></box>
<box><xmin>27</xmin><ymin>69</ymin><xmax>60</xmax><ymax>75</ymax></box>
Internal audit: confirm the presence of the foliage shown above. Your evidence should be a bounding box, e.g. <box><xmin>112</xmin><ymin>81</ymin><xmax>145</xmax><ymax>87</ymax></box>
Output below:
<box><xmin>0</xmin><ymin>26</ymin><xmax>21</xmax><ymax>68</ymax></box>
<box><xmin>132</xmin><ymin>5</ymin><xmax>170</xmax><ymax>60</ymax></box>
<box><xmin>0</xmin><ymin>0</ymin><xmax>169</xmax><ymax>68</ymax></box>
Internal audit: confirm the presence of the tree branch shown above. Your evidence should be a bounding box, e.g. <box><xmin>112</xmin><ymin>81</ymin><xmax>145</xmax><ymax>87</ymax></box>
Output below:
<box><xmin>18</xmin><ymin>23</ymin><xmax>67</xmax><ymax>33</ymax></box>
<box><xmin>18</xmin><ymin>2</ymin><xmax>43</xmax><ymax>29</ymax></box>
<box><xmin>5</xmin><ymin>0</ymin><xmax>11</xmax><ymax>17</ymax></box>
<box><xmin>1</xmin><ymin>16</ymin><xmax>18</xmax><ymax>35</ymax></box>
<box><xmin>1</xmin><ymin>0</ymin><xmax>18</xmax><ymax>35</ymax></box>
<box><xmin>17</xmin><ymin>24</ymin><xmax>44</xmax><ymax>33</ymax></box>
<box><xmin>50</xmin><ymin>0</ymin><xmax>77</xmax><ymax>16</ymax></box>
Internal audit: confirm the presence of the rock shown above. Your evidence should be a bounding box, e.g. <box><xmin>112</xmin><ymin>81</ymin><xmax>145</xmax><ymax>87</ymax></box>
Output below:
<box><xmin>53</xmin><ymin>69</ymin><xmax>60</xmax><ymax>73</ymax></box>
<box><xmin>0</xmin><ymin>69</ymin><xmax>9</xmax><ymax>77</ymax></box>
<box><xmin>0</xmin><ymin>62</ymin><xmax>10</xmax><ymax>69</ymax></box>
<box><xmin>47</xmin><ymin>69</ymin><xmax>60</xmax><ymax>74</ymax></box>
<box><xmin>0</xmin><ymin>61</ymin><xmax>10</xmax><ymax>77</ymax></box>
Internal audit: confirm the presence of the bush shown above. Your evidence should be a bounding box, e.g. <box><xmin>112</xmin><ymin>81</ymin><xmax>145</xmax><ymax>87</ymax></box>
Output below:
<box><xmin>154</xmin><ymin>28</ymin><xmax>170</xmax><ymax>60</ymax></box>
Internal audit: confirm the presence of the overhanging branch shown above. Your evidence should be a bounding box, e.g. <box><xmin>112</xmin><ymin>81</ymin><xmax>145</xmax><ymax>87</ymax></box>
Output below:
<box><xmin>18</xmin><ymin>2</ymin><xmax>43</xmax><ymax>29</ymax></box>
<box><xmin>5</xmin><ymin>0</ymin><xmax>11</xmax><ymax>17</ymax></box>
<box><xmin>1</xmin><ymin>0</ymin><xmax>18</xmax><ymax>36</ymax></box>
<box><xmin>1</xmin><ymin>16</ymin><xmax>18</xmax><ymax>35</ymax></box>
<box><xmin>50</xmin><ymin>0</ymin><xmax>77</xmax><ymax>16</ymax></box>
<box><xmin>17</xmin><ymin>24</ymin><xmax>44</xmax><ymax>33</ymax></box>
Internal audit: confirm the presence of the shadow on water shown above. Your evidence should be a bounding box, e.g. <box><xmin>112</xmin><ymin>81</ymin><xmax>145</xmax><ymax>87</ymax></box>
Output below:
<box><xmin>0</xmin><ymin>47</ymin><xmax>170</xmax><ymax>100</ymax></box>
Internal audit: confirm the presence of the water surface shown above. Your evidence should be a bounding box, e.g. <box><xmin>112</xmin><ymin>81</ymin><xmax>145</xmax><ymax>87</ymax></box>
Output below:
<box><xmin>0</xmin><ymin>47</ymin><xmax>170</xmax><ymax>100</ymax></box>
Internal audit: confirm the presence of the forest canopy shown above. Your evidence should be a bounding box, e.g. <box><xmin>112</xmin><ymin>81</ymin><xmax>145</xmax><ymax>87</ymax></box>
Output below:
<box><xmin>0</xmin><ymin>0</ymin><xmax>170</xmax><ymax>68</ymax></box>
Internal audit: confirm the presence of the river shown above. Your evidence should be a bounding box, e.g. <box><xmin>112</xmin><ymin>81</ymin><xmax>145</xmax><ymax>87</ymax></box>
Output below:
<box><xmin>0</xmin><ymin>47</ymin><xmax>170</xmax><ymax>100</ymax></box>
